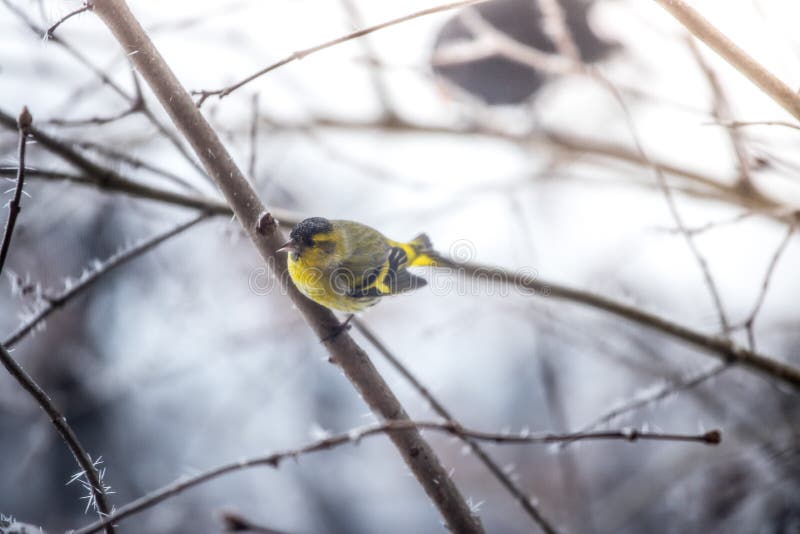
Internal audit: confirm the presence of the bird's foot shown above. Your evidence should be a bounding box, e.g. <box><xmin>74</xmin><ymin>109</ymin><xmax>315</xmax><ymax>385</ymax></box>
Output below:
<box><xmin>321</xmin><ymin>314</ymin><xmax>354</xmax><ymax>343</ymax></box>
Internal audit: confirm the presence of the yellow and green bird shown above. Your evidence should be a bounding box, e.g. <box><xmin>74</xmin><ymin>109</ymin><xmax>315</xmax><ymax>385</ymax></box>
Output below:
<box><xmin>278</xmin><ymin>217</ymin><xmax>440</xmax><ymax>313</ymax></box>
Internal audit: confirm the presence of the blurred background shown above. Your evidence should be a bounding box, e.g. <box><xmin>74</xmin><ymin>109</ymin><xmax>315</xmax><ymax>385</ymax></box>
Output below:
<box><xmin>1</xmin><ymin>0</ymin><xmax>799</xmax><ymax>532</ymax></box>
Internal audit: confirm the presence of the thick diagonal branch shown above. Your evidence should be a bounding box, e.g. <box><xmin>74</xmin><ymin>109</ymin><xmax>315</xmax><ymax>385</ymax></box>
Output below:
<box><xmin>87</xmin><ymin>1</ymin><xmax>483</xmax><ymax>532</ymax></box>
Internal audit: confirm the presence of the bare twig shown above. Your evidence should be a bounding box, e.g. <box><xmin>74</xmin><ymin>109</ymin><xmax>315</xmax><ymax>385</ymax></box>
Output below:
<box><xmin>3</xmin><ymin>0</ymin><xmax>205</xmax><ymax>177</ymax></box>
<box><xmin>687</xmin><ymin>38</ymin><xmax>752</xmax><ymax>189</ymax></box>
<box><xmin>0</xmin><ymin>107</ymin><xmax>31</xmax><ymax>276</ymax></box>
<box><xmin>247</xmin><ymin>93</ymin><xmax>260</xmax><ymax>182</ymax></box>
<box><xmin>353</xmin><ymin>319</ymin><xmax>559</xmax><ymax>534</ymax></box>
<box><xmin>710</xmin><ymin>119</ymin><xmax>800</xmax><ymax>131</ymax></box>
<box><xmin>192</xmin><ymin>0</ymin><xmax>487</xmax><ymax>106</ymax></box>
<box><xmin>88</xmin><ymin>2</ymin><xmax>483</xmax><ymax>531</ymax></box>
<box><xmin>338</xmin><ymin>0</ymin><xmax>396</xmax><ymax>119</ymax></box>
<box><xmin>463</xmin><ymin>3</ymin><xmax>733</xmax><ymax>333</ymax></box>
<box><xmin>4</xmin><ymin>214</ymin><xmax>209</xmax><ymax>347</ymax></box>
<box><xmin>73</xmin><ymin>419</ymin><xmax>720</xmax><ymax>534</ymax></box>
<box><xmin>445</xmin><ymin>259</ymin><xmax>800</xmax><ymax>390</ymax></box>
<box><xmin>451</xmin><ymin>8</ymin><xmax>572</xmax><ymax>74</ymax></box>
<box><xmin>45</xmin><ymin>2</ymin><xmax>91</xmax><ymax>38</ymax></box>
<box><xmin>653</xmin><ymin>0</ymin><xmax>800</xmax><ymax>121</ymax></box>
<box><xmin>0</xmin><ymin>342</ymin><xmax>115</xmax><ymax>533</ymax></box>
<box><xmin>538</xmin><ymin>0</ymin><xmax>581</xmax><ymax>61</ymax></box>
<box><xmin>43</xmin><ymin>101</ymin><xmax>140</xmax><ymax>128</ymax></box>
<box><xmin>6</xmin><ymin>105</ymin><xmax>786</xmax><ymax>221</ymax></box>
<box><xmin>5</xmin><ymin>152</ymin><xmax>800</xmax><ymax>390</ymax></box>
<box><xmin>571</xmin><ymin>363</ymin><xmax>729</xmax><ymax>438</ymax></box>
<box><xmin>0</xmin><ymin>108</ymin><xmax>231</xmax><ymax>215</ymax></box>
<box><xmin>74</xmin><ymin>140</ymin><xmax>201</xmax><ymax>192</ymax></box>
<box><xmin>656</xmin><ymin>210</ymin><xmax>757</xmax><ymax>237</ymax></box>
<box><xmin>255</xmin><ymin>113</ymin><xmax>787</xmax><ymax>215</ymax></box>
<box><xmin>588</xmin><ymin>71</ymin><xmax>732</xmax><ymax>334</ymax></box>
<box><xmin>740</xmin><ymin>221</ymin><xmax>796</xmax><ymax>350</ymax></box>
<box><xmin>3</xmin><ymin>108</ymin><xmax>798</xmax><ymax>390</ymax></box>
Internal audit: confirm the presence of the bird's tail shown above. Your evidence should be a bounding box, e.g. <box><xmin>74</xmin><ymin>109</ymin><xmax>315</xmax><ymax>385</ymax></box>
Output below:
<box><xmin>406</xmin><ymin>233</ymin><xmax>442</xmax><ymax>267</ymax></box>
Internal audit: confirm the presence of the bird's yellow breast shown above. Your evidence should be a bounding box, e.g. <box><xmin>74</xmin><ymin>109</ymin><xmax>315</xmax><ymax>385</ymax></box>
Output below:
<box><xmin>287</xmin><ymin>254</ymin><xmax>377</xmax><ymax>312</ymax></box>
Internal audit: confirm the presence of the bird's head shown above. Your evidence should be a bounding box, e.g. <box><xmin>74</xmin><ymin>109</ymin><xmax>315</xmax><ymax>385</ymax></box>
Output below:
<box><xmin>277</xmin><ymin>217</ymin><xmax>341</xmax><ymax>268</ymax></box>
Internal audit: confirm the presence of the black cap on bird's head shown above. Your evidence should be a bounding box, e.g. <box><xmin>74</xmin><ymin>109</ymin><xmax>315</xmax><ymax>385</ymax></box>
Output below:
<box><xmin>277</xmin><ymin>217</ymin><xmax>333</xmax><ymax>254</ymax></box>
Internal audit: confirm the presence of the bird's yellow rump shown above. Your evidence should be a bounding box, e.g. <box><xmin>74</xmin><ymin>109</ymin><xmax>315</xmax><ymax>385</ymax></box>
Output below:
<box><xmin>279</xmin><ymin>217</ymin><xmax>440</xmax><ymax>312</ymax></box>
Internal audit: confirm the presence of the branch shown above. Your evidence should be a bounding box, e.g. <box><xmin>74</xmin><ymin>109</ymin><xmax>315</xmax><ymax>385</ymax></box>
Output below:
<box><xmin>1</xmin><ymin>107</ymin><xmax>788</xmax><ymax>222</ymax></box>
<box><xmin>687</xmin><ymin>37</ymin><xmax>752</xmax><ymax>189</ymax></box>
<box><xmin>537</xmin><ymin>0</ymin><xmax>581</xmax><ymax>61</ymax></box>
<box><xmin>653</xmin><ymin>0</ymin><xmax>800</xmax><ymax>121</ymax></box>
<box><xmin>4</xmin><ymin>214</ymin><xmax>209</xmax><ymax>347</ymax></box>
<box><xmin>72</xmin><ymin>419</ymin><xmax>720</xmax><ymax>534</ymax></box>
<box><xmin>3</xmin><ymin>105</ymin><xmax>798</xmax><ymax>390</ymax></box>
<box><xmin>0</xmin><ymin>342</ymin><xmax>115</xmax><ymax>533</ymax></box>
<box><xmin>0</xmin><ymin>107</ymin><xmax>31</xmax><ymax>276</ymax></box>
<box><xmin>740</xmin><ymin>220</ymin><xmax>796</xmax><ymax>350</ymax></box>
<box><xmin>445</xmin><ymin>259</ymin><xmax>800</xmax><ymax>390</ymax></box>
<box><xmin>2</xmin><ymin>0</ymin><xmax>205</xmax><ymax>177</ymax></box>
<box><xmin>87</xmin><ymin>2</ymin><xmax>484</xmax><ymax>532</ymax></box>
<box><xmin>353</xmin><ymin>319</ymin><xmax>559</xmax><ymax>534</ymax></box>
<box><xmin>710</xmin><ymin>119</ymin><xmax>800</xmax><ymax>131</ymax></box>
<box><xmin>338</xmin><ymin>0</ymin><xmax>396</xmax><ymax>119</ymax></box>
<box><xmin>0</xmin><ymin>108</ymin><xmax>231</xmax><ymax>215</ymax></box>
<box><xmin>192</xmin><ymin>0</ymin><xmax>487</xmax><ymax>106</ymax></box>
<box><xmin>570</xmin><ymin>362</ymin><xmax>729</xmax><ymax>439</ymax></box>
<box><xmin>74</xmin><ymin>140</ymin><xmax>200</xmax><ymax>192</ymax></box>
<box><xmin>597</xmin><ymin>75</ymin><xmax>732</xmax><ymax>335</ymax></box>
<box><xmin>7</xmin><ymin>153</ymin><xmax>800</xmax><ymax>390</ymax></box>
<box><xmin>45</xmin><ymin>2</ymin><xmax>91</xmax><ymax>38</ymax></box>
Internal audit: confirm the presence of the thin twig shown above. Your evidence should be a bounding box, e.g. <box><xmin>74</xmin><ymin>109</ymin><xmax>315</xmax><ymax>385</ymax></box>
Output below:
<box><xmin>247</xmin><ymin>93</ymin><xmax>260</xmax><ymax>183</ymax></box>
<box><xmin>338</xmin><ymin>0</ymin><xmax>396</xmax><ymax>119</ymax></box>
<box><xmin>5</xmin><ymin>151</ymin><xmax>800</xmax><ymax>391</ymax></box>
<box><xmin>43</xmin><ymin>102</ymin><xmax>140</xmax><ymax>128</ymax></box>
<box><xmin>451</xmin><ymin>8</ymin><xmax>572</xmax><ymax>75</ymax></box>
<box><xmin>255</xmin><ymin>113</ymin><xmax>787</xmax><ymax>215</ymax></box>
<box><xmin>45</xmin><ymin>2</ymin><xmax>91</xmax><ymax>38</ymax></box>
<box><xmin>463</xmin><ymin>3</ymin><xmax>733</xmax><ymax>333</ymax></box>
<box><xmin>0</xmin><ymin>341</ymin><xmax>115</xmax><ymax>533</ymax></box>
<box><xmin>445</xmin><ymin>259</ymin><xmax>800</xmax><ymax>390</ymax></box>
<box><xmin>591</xmin><ymin>72</ymin><xmax>732</xmax><ymax>335</ymax></box>
<box><xmin>537</xmin><ymin>0</ymin><xmax>581</xmax><ymax>61</ymax></box>
<box><xmin>653</xmin><ymin>0</ymin><xmax>800</xmax><ymax>121</ymax></box>
<box><xmin>4</xmin><ymin>214</ymin><xmax>210</xmax><ymax>347</ymax></box>
<box><xmin>72</xmin><ymin>419</ymin><xmax>720</xmax><ymax>534</ymax></box>
<box><xmin>353</xmin><ymin>319</ymin><xmax>560</xmax><ymax>534</ymax></box>
<box><xmin>192</xmin><ymin>0</ymin><xmax>487</xmax><ymax>106</ymax></box>
<box><xmin>0</xmin><ymin>107</ymin><xmax>31</xmax><ymax>276</ymax></box>
<box><xmin>0</xmin><ymin>108</ymin><xmax>232</xmax><ymax>215</ymax></box>
<box><xmin>687</xmin><ymin>38</ymin><xmax>752</xmax><ymax>189</ymax></box>
<box><xmin>710</xmin><ymin>119</ymin><xmax>800</xmax><ymax>131</ymax></box>
<box><xmin>2</xmin><ymin>110</ymin><xmax>798</xmax><ymax>390</ymax></box>
<box><xmin>3</xmin><ymin>0</ymin><xmax>206</xmax><ymax>178</ymax></box>
<box><xmin>74</xmin><ymin>140</ymin><xmax>201</xmax><ymax>192</ymax></box>
<box><xmin>656</xmin><ymin>210</ymin><xmax>757</xmax><ymax>237</ymax></box>
<box><xmin>570</xmin><ymin>363</ymin><xmax>729</xmax><ymax>439</ymax></box>
<box><xmin>740</xmin><ymin>221</ymin><xmax>796</xmax><ymax>350</ymax></box>
<box><xmin>3</xmin><ymin>106</ymin><xmax>786</xmax><ymax>221</ymax></box>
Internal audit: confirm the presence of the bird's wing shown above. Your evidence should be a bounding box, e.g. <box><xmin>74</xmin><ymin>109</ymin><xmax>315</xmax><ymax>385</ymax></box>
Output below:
<box><xmin>346</xmin><ymin>245</ymin><xmax>427</xmax><ymax>298</ymax></box>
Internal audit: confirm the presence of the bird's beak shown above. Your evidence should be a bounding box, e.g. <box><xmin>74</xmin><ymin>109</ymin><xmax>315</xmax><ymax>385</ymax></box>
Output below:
<box><xmin>276</xmin><ymin>239</ymin><xmax>297</xmax><ymax>254</ymax></box>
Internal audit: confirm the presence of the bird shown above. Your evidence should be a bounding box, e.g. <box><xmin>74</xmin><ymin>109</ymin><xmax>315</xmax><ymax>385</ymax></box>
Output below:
<box><xmin>278</xmin><ymin>217</ymin><xmax>440</xmax><ymax>320</ymax></box>
<box><xmin>431</xmin><ymin>0</ymin><xmax>618</xmax><ymax>105</ymax></box>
